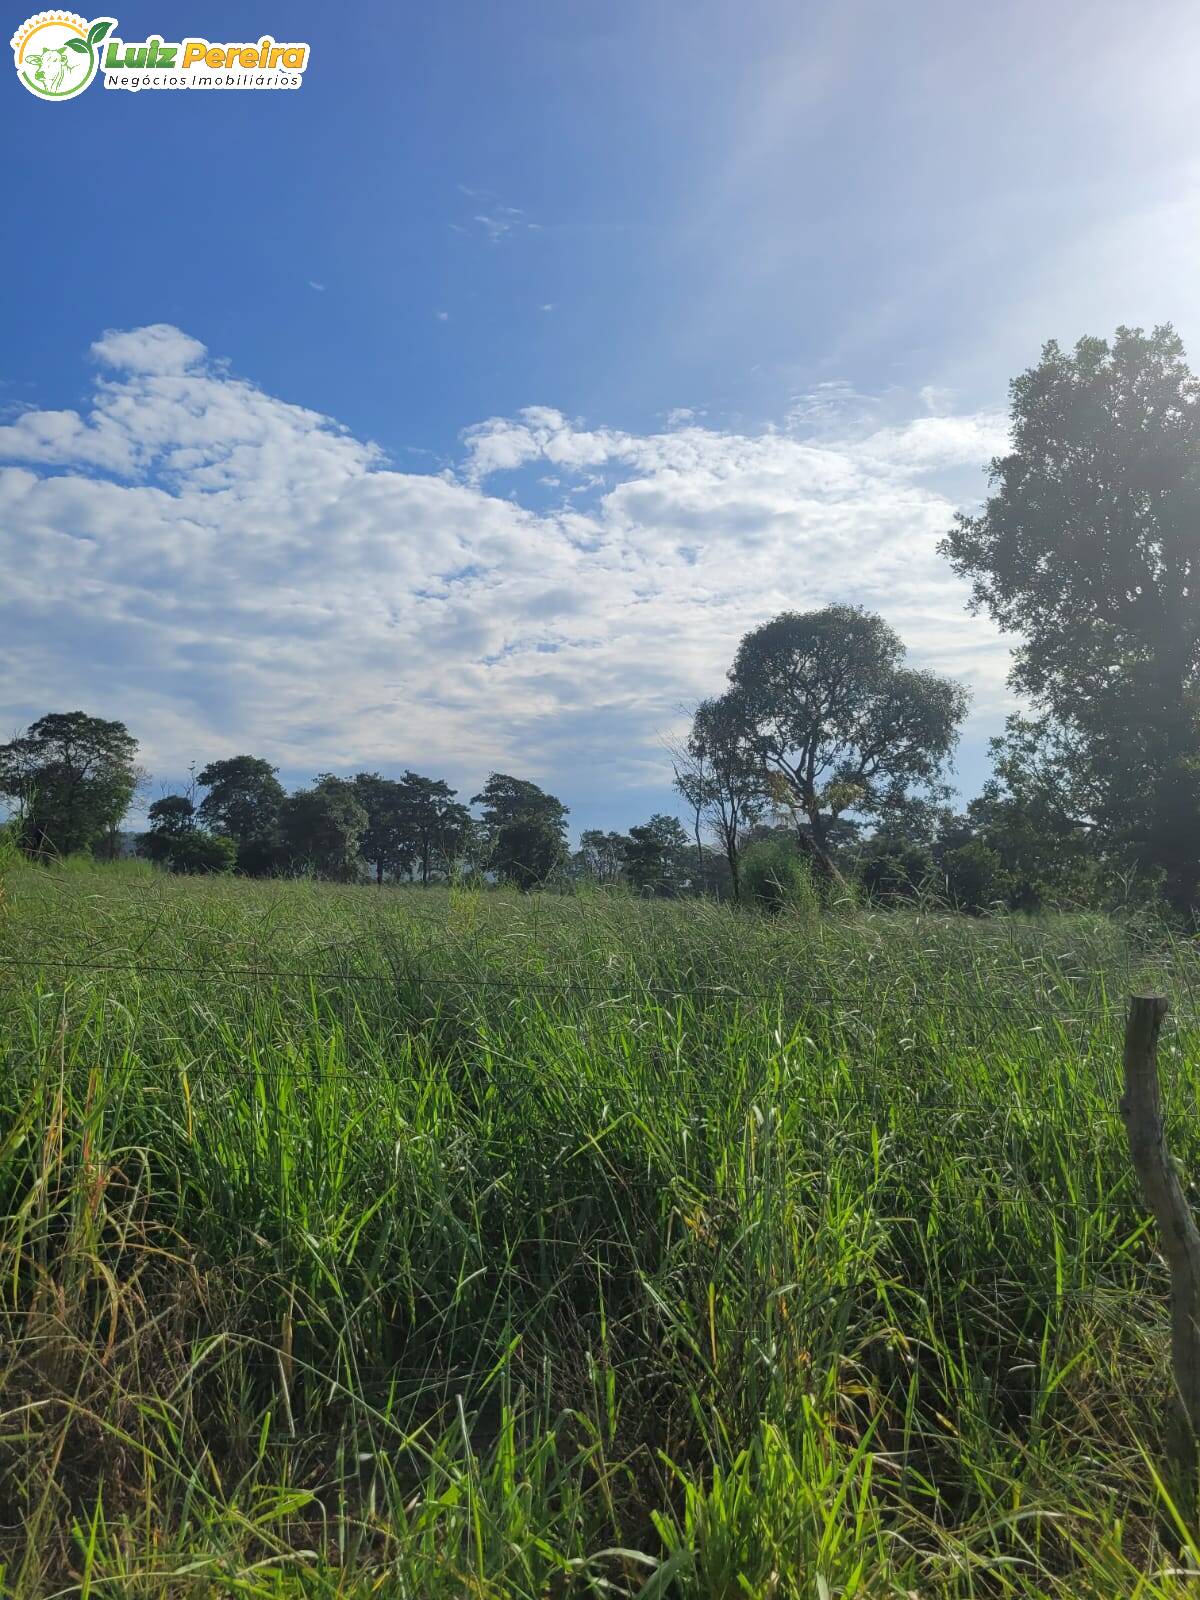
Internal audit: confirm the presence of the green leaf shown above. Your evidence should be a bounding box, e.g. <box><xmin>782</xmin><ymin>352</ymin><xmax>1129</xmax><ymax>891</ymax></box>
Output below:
<box><xmin>87</xmin><ymin>19</ymin><xmax>113</xmax><ymax>46</ymax></box>
<box><xmin>65</xmin><ymin>37</ymin><xmax>89</xmax><ymax>52</ymax></box>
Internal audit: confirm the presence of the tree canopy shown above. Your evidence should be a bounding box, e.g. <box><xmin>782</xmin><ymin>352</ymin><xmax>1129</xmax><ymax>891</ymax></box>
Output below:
<box><xmin>492</xmin><ymin>815</ymin><xmax>564</xmax><ymax>891</ymax></box>
<box><xmin>196</xmin><ymin>757</ymin><xmax>285</xmax><ymax>848</ymax></box>
<box><xmin>471</xmin><ymin>773</ymin><xmax>568</xmax><ymax>837</ymax></box>
<box><xmin>673</xmin><ymin>690</ymin><xmax>765</xmax><ymax>900</ymax></box>
<box><xmin>727</xmin><ymin>607</ymin><xmax>968</xmax><ymax>880</ymax></box>
<box><xmin>0</xmin><ymin>712</ymin><xmax>139</xmax><ymax>860</ymax></box>
<box><xmin>279</xmin><ymin>776</ymin><xmax>367</xmax><ymax>881</ymax></box>
<box><xmin>941</xmin><ymin>325</ymin><xmax>1200</xmax><ymax>910</ymax></box>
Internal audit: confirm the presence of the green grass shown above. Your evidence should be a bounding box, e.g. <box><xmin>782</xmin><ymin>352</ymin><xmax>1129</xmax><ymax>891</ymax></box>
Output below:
<box><xmin>0</xmin><ymin>860</ymin><xmax>1198</xmax><ymax>1595</ymax></box>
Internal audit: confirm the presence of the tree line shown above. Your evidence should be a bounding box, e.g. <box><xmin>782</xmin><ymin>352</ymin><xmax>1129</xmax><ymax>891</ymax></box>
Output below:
<box><xmin>0</xmin><ymin>735</ymin><xmax>582</xmax><ymax>891</ymax></box>
<box><xmin>2</xmin><ymin>325</ymin><xmax>1198</xmax><ymax>913</ymax></box>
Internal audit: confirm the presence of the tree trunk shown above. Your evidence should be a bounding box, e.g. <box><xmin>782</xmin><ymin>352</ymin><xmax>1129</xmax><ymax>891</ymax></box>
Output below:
<box><xmin>800</xmin><ymin>813</ymin><xmax>845</xmax><ymax>888</ymax></box>
<box><xmin>725</xmin><ymin>837</ymin><xmax>741</xmax><ymax>903</ymax></box>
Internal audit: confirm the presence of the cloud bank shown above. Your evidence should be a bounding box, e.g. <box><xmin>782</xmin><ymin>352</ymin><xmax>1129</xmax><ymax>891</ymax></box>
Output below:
<box><xmin>0</xmin><ymin>325</ymin><xmax>1012</xmax><ymax>805</ymax></box>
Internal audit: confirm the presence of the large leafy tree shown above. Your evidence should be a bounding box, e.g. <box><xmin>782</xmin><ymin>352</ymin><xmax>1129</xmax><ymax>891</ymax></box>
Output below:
<box><xmin>941</xmin><ymin>325</ymin><xmax>1200</xmax><ymax>911</ymax></box>
<box><xmin>493</xmin><ymin>816</ymin><xmax>564</xmax><ymax>891</ymax></box>
<box><xmin>575</xmin><ymin>829</ymin><xmax>629</xmax><ymax>886</ymax></box>
<box><xmin>140</xmin><ymin>794</ymin><xmax>197</xmax><ymax>865</ymax></box>
<box><xmin>0</xmin><ymin>711</ymin><xmax>138</xmax><ymax>859</ymax></box>
<box><xmin>471</xmin><ymin>773</ymin><xmax>568</xmax><ymax>838</ymax></box>
<box><xmin>624</xmin><ymin>814</ymin><xmax>693</xmax><ymax>898</ymax></box>
<box><xmin>672</xmin><ymin>691</ymin><xmax>765</xmax><ymax>901</ymax></box>
<box><xmin>352</xmin><ymin>773</ymin><xmax>412</xmax><ymax>885</ymax></box>
<box><xmin>727</xmin><ymin>607</ymin><xmax>968</xmax><ymax>881</ymax></box>
<box><xmin>196</xmin><ymin>755</ymin><xmax>285</xmax><ymax>873</ymax></box>
<box><xmin>140</xmin><ymin>797</ymin><xmax>235</xmax><ymax>875</ymax></box>
<box><xmin>397</xmin><ymin>772</ymin><xmax>472</xmax><ymax>885</ymax></box>
<box><xmin>472</xmin><ymin>772</ymin><xmax>568</xmax><ymax>890</ymax></box>
<box><xmin>279</xmin><ymin>775</ymin><xmax>367</xmax><ymax>881</ymax></box>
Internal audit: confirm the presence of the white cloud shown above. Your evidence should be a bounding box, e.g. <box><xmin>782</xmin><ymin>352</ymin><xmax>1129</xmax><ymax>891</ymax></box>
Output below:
<box><xmin>90</xmin><ymin>324</ymin><xmax>206</xmax><ymax>375</ymax></box>
<box><xmin>853</xmin><ymin>413</ymin><xmax>1010</xmax><ymax>472</ymax></box>
<box><xmin>0</xmin><ymin>326</ymin><xmax>1013</xmax><ymax>801</ymax></box>
<box><xmin>0</xmin><ymin>406</ymin><xmax>138</xmax><ymax>474</ymax></box>
<box><xmin>309</xmin><ymin>281</ymin><xmax>326</xmax><ymax>292</ymax></box>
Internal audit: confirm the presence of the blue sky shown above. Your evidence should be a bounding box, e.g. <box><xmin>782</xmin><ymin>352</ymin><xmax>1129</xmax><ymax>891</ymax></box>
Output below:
<box><xmin>4</xmin><ymin>0</ymin><xmax>1200</xmax><ymax>838</ymax></box>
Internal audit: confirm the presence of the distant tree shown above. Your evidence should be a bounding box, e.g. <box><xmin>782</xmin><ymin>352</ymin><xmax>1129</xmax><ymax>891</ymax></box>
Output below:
<box><xmin>856</xmin><ymin>839</ymin><xmax>935</xmax><ymax>905</ymax></box>
<box><xmin>472</xmin><ymin>773</ymin><xmax>568</xmax><ymax>838</ymax></box>
<box><xmin>727</xmin><ymin>607</ymin><xmax>968</xmax><ymax>883</ymax></box>
<box><xmin>172</xmin><ymin>832</ymin><xmax>237</xmax><ymax>874</ymax></box>
<box><xmin>941</xmin><ymin>325</ymin><xmax>1200</xmax><ymax>913</ymax></box>
<box><xmin>575</xmin><ymin>829</ymin><xmax>629</xmax><ymax>886</ymax></box>
<box><xmin>353</xmin><ymin>773</ymin><xmax>412</xmax><ymax>885</ymax></box>
<box><xmin>0</xmin><ymin>711</ymin><xmax>139</xmax><ymax>860</ymax></box>
<box><xmin>139</xmin><ymin>793</ymin><xmax>236</xmax><ymax>875</ymax></box>
<box><xmin>939</xmin><ymin>839</ymin><xmax>1006</xmax><ymax>914</ymax></box>
<box><xmin>196</xmin><ymin>755</ymin><xmax>284</xmax><ymax>874</ymax></box>
<box><xmin>671</xmin><ymin>691</ymin><xmax>765</xmax><ymax>901</ymax></box>
<box><xmin>279</xmin><ymin>775</ymin><xmax>367</xmax><ymax>880</ymax></box>
<box><xmin>398</xmin><ymin>772</ymin><xmax>472</xmax><ymax>885</ymax></box>
<box><xmin>140</xmin><ymin>794</ymin><xmax>197</xmax><ymax>864</ymax></box>
<box><xmin>965</xmin><ymin>718</ymin><xmax>1104</xmax><ymax>909</ymax></box>
<box><xmin>493</xmin><ymin>815</ymin><xmax>564</xmax><ymax>891</ymax></box>
<box><xmin>624</xmin><ymin>814</ymin><xmax>692</xmax><ymax>897</ymax></box>
<box><xmin>472</xmin><ymin>772</ymin><xmax>568</xmax><ymax>889</ymax></box>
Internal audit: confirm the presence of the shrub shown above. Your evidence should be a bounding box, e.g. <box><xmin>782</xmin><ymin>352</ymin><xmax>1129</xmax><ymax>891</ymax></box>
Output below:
<box><xmin>857</xmin><ymin>840</ymin><xmax>935</xmax><ymax>905</ymax></box>
<box><xmin>739</xmin><ymin>836</ymin><xmax>818</xmax><ymax>915</ymax></box>
<box><xmin>940</xmin><ymin>839</ymin><xmax>1007</xmax><ymax>913</ymax></box>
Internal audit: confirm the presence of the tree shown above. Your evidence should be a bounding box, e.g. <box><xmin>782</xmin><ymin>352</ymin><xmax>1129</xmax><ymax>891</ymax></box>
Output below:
<box><xmin>672</xmin><ymin>691</ymin><xmax>765</xmax><ymax>901</ymax></box>
<box><xmin>353</xmin><ymin>773</ymin><xmax>412</xmax><ymax>885</ymax></box>
<box><xmin>397</xmin><ymin>772</ymin><xmax>472</xmax><ymax>885</ymax></box>
<box><xmin>0</xmin><ymin>712</ymin><xmax>138</xmax><ymax>860</ymax></box>
<box><xmin>575</xmin><ymin>829</ymin><xmax>629</xmax><ymax>886</ymax></box>
<box><xmin>965</xmin><ymin>718</ymin><xmax>1104</xmax><ymax>909</ymax></box>
<box><xmin>171</xmin><ymin>832</ymin><xmax>237</xmax><ymax>874</ymax></box>
<box><xmin>727</xmin><ymin>607</ymin><xmax>968</xmax><ymax>882</ymax></box>
<box><xmin>279</xmin><ymin>776</ymin><xmax>367</xmax><ymax>880</ymax></box>
<box><xmin>139</xmin><ymin>794</ymin><xmax>236</xmax><ymax>875</ymax></box>
<box><xmin>855</xmin><ymin>838</ymin><xmax>935</xmax><ymax>905</ymax></box>
<box><xmin>941</xmin><ymin>325</ymin><xmax>1200</xmax><ymax>912</ymax></box>
<box><xmin>196</xmin><ymin>756</ymin><xmax>285</xmax><ymax>873</ymax></box>
<box><xmin>624</xmin><ymin>814</ymin><xmax>692</xmax><ymax>897</ymax></box>
<box><xmin>140</xmin><ymin>794</ymin><xmax>197</xmax><ymax>864</ymax></box>
<box><xmin>471</xmin><ymin>773</ymin><xmax>568</xmax><ymax>838</ymax></box>
<box><xmin>493</xmin><ymin>816</ymin><xmax>564</xmax><ymax>891</ymax></box>
<box><xmin>472</xmin><ymin>773</ymin><xmax>568</xmax><ymax>889</ymax></box>
<box><xmin>939</xmin><ymin>839</ymin><xmax>1006</xmax><ymax>914</ymax></box>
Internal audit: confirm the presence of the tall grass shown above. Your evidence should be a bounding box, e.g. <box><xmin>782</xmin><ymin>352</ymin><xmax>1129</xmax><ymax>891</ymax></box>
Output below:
<box><xmin>0</xmin><ymin>861</ymin><xmax>1197</xmax><ymax>1595</ymax></box>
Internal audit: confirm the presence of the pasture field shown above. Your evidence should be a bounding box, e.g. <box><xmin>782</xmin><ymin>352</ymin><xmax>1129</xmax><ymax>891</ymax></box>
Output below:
<box><xmin>1</xmin><ymin>860</ymin><xmax>1199</xmax><ymax>1596</ymax></box>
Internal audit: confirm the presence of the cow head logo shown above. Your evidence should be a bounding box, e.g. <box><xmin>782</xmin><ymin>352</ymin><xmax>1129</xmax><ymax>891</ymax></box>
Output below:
<box><xmin>11</xmin><ymin>12</ymin><xmax>114</xmax><ymax>100</ymax></box>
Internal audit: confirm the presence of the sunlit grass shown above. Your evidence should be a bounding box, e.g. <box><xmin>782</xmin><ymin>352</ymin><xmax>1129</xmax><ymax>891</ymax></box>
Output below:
<box><xmin>0</xmin><ymin>860</ymin><xmax>1197</xmax><ymax>1595</ymax></box>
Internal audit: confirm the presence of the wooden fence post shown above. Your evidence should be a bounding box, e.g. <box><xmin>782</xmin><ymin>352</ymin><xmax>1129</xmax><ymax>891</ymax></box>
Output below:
<box><xmin>1120</xmin><ymin>992</ymin><xmax>1200</xmax><ymax>1514</ymax></box>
